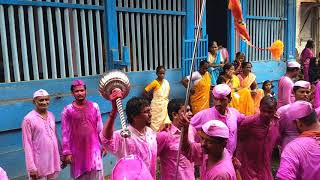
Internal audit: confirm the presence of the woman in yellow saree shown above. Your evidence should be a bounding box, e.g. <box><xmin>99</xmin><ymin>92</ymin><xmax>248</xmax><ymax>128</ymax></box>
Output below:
<box><xmin>144</xmin><ymin>66</ymin><xmax>170</xmax><ymax>131</ymax></box>
<box><xmin>219</xmin><ymin>63</ymin><xmax>241</xmax><ymax>109</ymax></box>
<box><xmin>237</xmin><ymin>62</ymin><xmax>264</xmax><ymax>115</ymax></box>
<box><xmin>181</xmin><ymin>61</ymin><xmax>211</xmax><ymax>114</ymax></box>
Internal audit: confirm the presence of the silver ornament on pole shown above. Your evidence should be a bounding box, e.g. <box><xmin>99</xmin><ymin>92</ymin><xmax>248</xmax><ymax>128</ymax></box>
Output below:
<box><xmin>99</xmin><ymin>70</ymin><xmax>131</xmax><ymax>155</ymax></box>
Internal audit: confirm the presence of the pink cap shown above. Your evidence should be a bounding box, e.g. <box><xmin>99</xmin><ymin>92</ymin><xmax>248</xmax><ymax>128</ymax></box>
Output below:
<box><xmin>287</xmin><ymin>61</ymin><xmax>301</xmax><ymax>68</ymax></box>
<box><xmin>71</xmin><ymin>79</ymin><xmax>85</xmax><ymax>86</ymax></box>
<box><xmin>294</xmin><ymin>80</ymin><xmax>311</xmax><ymax>89</ymax></box>
<box><xmin>286</xmin><ymin>101</ymin><xmax>313</xmax><ymax>120</ymax></box>
<box><xmin>212</xmin><ymin>84</ymin><xmax>231</xmax><ymax>99</ymax></box>
<box><xmin>33</xmin><ymin>89</ymin><xmax>49</xmax><ymax>99</ymax></box>
<box><xmin>0</xmin><ymin>167</ymin><xmax>8</xmax><ymax>180</ymax></box>
<box><xmin>202</xmin><ymin>120</ymin><xmax>229</xmax><ymax>139</ymax></box>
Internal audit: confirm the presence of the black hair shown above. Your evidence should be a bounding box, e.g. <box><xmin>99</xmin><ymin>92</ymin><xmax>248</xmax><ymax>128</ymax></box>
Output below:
<box><xmin>286</xmin><ymin>67</ymin><xmax>300</xmax><ymax>73</ymax></box>
<box><xmin>299</xmin><ymin>110</ymin><xmax>317</xmax><ymax>126</ymax></box>
<box><xmin>216</xmin><ymin>76</ymin><xmax>227</xmax><ymax>85</ymax></box>
<box><xmin>235</xmin><ymin>52</ymin><xmax>245</xmax><ymax>59</ymax></box>
<box><xmin>156</xmin><ymin>66</ymin><xmax>165</xmax><ymax>74</ymax></box>
<box><xmin>241</xmin><ymin>61</ymin><xmax>252</xmax><ymax>69</ymax></box>
<box><xmin>126</xmin><ymin>97</ymin><xmax>150</xmax><ymax>124</ymax></box>
<box><xmin>262</xmin><ymin>80</ymin><xmax>274</xmax><ymax>90</ymax></box>
<box><xmin>260</xmin><ymin>96</ymin><xmax>277</xmax><ymax>109</ymax></box>
<box><xmin>209</xmin><ymin>41</ymin><xmax>218</xmax><ymax>47</ymax></box>
<box><xmin>167</xmin><ymin>99</ymin><xmax>185</xmax><ymax>120</ymax></box>
<box><xmin>70</xmin><ymin>85</ymin><xmax>87</xmax><ymax>92</ymax></box>
<box><xmin>200</xmin><ymin>60</ymin><xmax>209</xmax><ymax>68</ymax></box>
<box><xmin>306</xmin><ymin>40</ymin><xmax>314</xmax><ymax>49</ymax></box>
<box><xmin>222</xmin><ymin>63</ymin><xmax>234</xmax><ymax>73</ymax></box>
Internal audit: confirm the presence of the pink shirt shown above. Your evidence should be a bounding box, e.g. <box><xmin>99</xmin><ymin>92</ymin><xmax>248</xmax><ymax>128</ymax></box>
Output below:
<box><xmin>61</xmin><ymin>101</ymin><xmax>103</xmax><ymax>178</ymax></box>
<box><xmin>277</xmin><ymin>76</ymin><xmax>294</xmax><ymax>108</ymax></box>
<box><xmin>22</xmin><ymin>110</ymin><xmax>61</xmax><ymax>177</ymax></box>
<box><xmin>0</xmin><ymin>167</ymin><xmax>9</xmax><ymax>180</ymax></box>
<box><xmin>277</xmin><ymin>136</ymin><xmax>320</xmax><ymax>180</ymax></box>
<box><xmin>236</xmin><ymin>114</ymin><xmax>280</xmax><ymax>180</ymax></box>
<box><xmin>157</xmin><ymin>125</ymin><xmax>195</xmax><ymax>180</ymax></box>
<box><xmin>101</xmin><ymin>126</ymin><xmax>157</xmax><ymax>179</ymax></box>
<box><xmin>191</xmin><ymin>107</ymin><xmax>245</xmax><ymax>155</ymax></box>
<box><xmin>278</xmin><ymin>104</ymin><xmax>320</xmax><ymax>150</ymax></box>
<box><xmin>185</xmin><ymin>143</ymin><xmax>236</xmax><ymax>180</ymax></box>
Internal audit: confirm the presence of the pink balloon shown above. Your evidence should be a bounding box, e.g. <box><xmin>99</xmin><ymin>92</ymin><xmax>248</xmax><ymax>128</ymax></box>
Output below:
<box><xmin>111</xmin><ymin>155</ymin><xmax>153</xmax><ymax>180</ymax></box>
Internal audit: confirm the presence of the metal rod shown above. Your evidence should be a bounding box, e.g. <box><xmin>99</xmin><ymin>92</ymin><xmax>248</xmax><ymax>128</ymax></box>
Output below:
<box><xmin>174</xmin><ymin>0</ymin><xmax>206</xmax><ymax>179</ymax></box>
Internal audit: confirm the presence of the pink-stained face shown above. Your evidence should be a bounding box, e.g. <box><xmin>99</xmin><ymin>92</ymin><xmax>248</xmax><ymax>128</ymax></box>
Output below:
<box><xmin>33</xmin><ymin>96</ymin><xmax>50</xmax><ymax>112</ymax></box>
<box><xmin>72</xmin><ymin>85</ymin><xmax>87</xmax><ymax>101</ymax></box>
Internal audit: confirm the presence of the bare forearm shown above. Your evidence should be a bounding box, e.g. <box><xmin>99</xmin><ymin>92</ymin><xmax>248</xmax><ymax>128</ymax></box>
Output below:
<box><xmin>181</xmin><ymin>78</ymin><xmax>189</xmax><ymax>88</ymax></box>
<box><xmin>102</xmin><ymin>111</ymin><xmax>117</xmax><ymax>139</ymax></box>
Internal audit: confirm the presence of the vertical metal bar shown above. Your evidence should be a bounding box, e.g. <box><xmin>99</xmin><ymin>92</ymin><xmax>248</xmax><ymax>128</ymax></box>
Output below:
<box><xmin>168</xmin><ymin>0</ymin><xmax>173</xmax><ymax>69</ymax></box>
<box><xmin>37</xmin><ymin>1</ymin><xmax>48</xmax><ymax>79</ymax></box>
<box><xmin>118</xmin><ymin>0</ymin><xmax>125</xmax><ymax>62</ymax></box>
<box><xmin>147</xmin><ymin>0</ymin><xmax>154</xmax><ymax>70</ymax></box>
<box><xmin>28</xmin><ymin>5</ymin><xmax>39</xmax><ymax>80</ymax></box>
<box><xmin>177</xmin><ymin>0</ymin><xmax>181</xmax><ymax>68</ymax></box>
<box><xmin>88</xmin><ymin>0</ymin><xmax>97</xmax><ymax>75</ymax></box>
<box><xmin>18</xmin><ymin>6</ymin><xmax>30</xmax><ymax>81</ymax></box>
<box><xmin>163</xmin><ymin>0</ymin><xmax>168</xmax><ymax>69</ymax></box>
<box><xmin>95</xmin><ymin>0</ymin><xmax>104</xmax><ymax>73</ymax></box>
<box><xmin>130</xmin><ymin>0</ymin><xmax>137</xmax><ymax>71</ymax></box>
<box><xmin>72</xmin><ymin>0</ymin><xmax>82</xmax><ymax>76</ymax></box>
<box><xmin>46</xmin><ymin>1</ymin><xmax>57</xmax><ymax>79</ymax></box>
<box><xmin>124</xmin><ymin>0</ymin><xmax>131</xmax><ymax>72</ymax></box>
<box><xmin>152</xmin><ymin>0</ymin><xmax>159</xmax><ymax>68</ymax></box>
<box><xmin>55</xmin><ymin>0</ymin><xmax>66</xmax><ymax>78</ymax></box>
<box><xmin>63</xmin><ymin>0</ymin><xmax>74</xmax><ymax>77</ymax></box>
<box><xmin>158</xmin><ymin>0</ymin><xmax>163</xmax><ymax>66</ymax></box>
<box><xmin>136</xmin><ymin>0</ymin><xmax>143</xmax><ymax>71</ymax></box>
<box><xmin>80</xmin><ymin>0</ymin><xmax>89</xmax><ymax>76</ymax></box>
<box><xmin>0</xmin><ymin>5</ymin><xmax>11</xmax><ymax>82</ymax></box>
<box><xmin>9</xmin><ymin>5</ymin><xmax>21</xmax><ymax>82</ymax></box>
<box><xmin>142</xmin><ymin>0</ymin><xmax>148</xmax><ymax>70</ymax></box>
<box><xmin>173</xmin><ymin>0</ymin><xmax>177</xmax><ymax>68</ymax></box>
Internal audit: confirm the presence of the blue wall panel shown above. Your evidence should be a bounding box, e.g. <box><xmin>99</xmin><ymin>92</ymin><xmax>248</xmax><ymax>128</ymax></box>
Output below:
<box><xmin>0</xmin><ymin>69</ymin><xmax>186</xmax><ymax>179</ymax></box>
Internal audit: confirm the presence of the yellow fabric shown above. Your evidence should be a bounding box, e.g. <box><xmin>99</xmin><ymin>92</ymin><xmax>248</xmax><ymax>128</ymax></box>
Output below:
<box><xmin>227</xmin><ymin>75</ymin><xmax>241</xmax><ymax>109</ymax></box>
<box><xmin>190</xmin><ymin>72</ymin><xmax>211</xmax><ymax>114</ymax></box>
<box><xmin>146</xmin><ymin>79</ymin><xmax>171</xmax><ymax>131</ymax></box>
<box><xmin>237</xmin><ymin>73</ymin><xmax>264</xmax><ymax>115</ymax></box>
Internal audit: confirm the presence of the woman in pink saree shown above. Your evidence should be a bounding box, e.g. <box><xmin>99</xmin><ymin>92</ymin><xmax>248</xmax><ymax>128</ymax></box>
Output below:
<box><xmin>300</xmin><ymin>40</ymin><xmax>315</xmax><ymax>81</ymax></box>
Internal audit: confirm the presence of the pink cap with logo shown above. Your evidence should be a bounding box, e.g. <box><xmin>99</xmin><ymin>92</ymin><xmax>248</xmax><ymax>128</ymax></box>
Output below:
<box><xmin>287</xmin><ymin>61</ymin><xmax>301</xmax><ymax>68</ymax></box>
<box><xmin>202</xmin><ymin>120</ymin><xmax>229</xmax><ymax>139</ymax></box>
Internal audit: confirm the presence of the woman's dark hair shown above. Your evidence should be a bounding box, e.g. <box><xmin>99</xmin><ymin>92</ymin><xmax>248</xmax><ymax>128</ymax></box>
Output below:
<box><xmin>235</xmin><ymin>52</ymin><xmax>245</xmax><ymax>59</ymax></box>
<box><xmin>167</xmin><ymin>99</ymin><xmax>185</xmax><ymax>120</ymax></box>
<box><xmin>223</xmin><ymin>63</ymin><xmax>233</xmax><ymax>73</ymax></box>
<box><xmin>241</xmin><ymin>61</ymin><xmax>252</xmax><ymax>69</ymax></box>
<box><xmin>209</xmin><ymin>41</ymin><xmax>218</xmax><ymax>47</ymax></box>
<box><xmin>126</xmin><ymin>97</ymin><xmax>150</xmax><ymax>124</ymax></box>
<box><xmin>156</xmin><ymin>66</ymin><xmax>165</xmax><ymax>74</ymax></box>
<box><xmin>216</xmin><ymin>76</ymin><xmax>227</xmax><ymax>85</ymax></box>
<box><xmin>306</xmin><ymin>40</ymin><xmax>314</xmax><ymax>49</ymax></box>
<box><xmin>200</xmin><ymin>60</ymin><xmax>209</xmax><ymax>67</ymax></box>
<box><xmin>299</xmin><ymin>110</ymin><xmax>317</xmax><ymax>126</ymax></box>
<box><xmin>309</xmin><ymin>57</ymin><xmax>320</xmax><ymax>83</ymax></box>
<box><xmin>262</xmin><ymin>80</ymin><xmax>274</xmax><ymax>90</ymax></box>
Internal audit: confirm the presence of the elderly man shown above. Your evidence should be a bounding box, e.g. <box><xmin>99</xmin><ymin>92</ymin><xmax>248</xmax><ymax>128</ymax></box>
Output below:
<box><xmin>61</xmin><ymin>80</ymin><xmax>104</xmax><ymax>179</ymax></box>
<box><xmin>277</xmin><ymin>61</ymin><xmax>301</xmax><ymax>108</ymax></box>
<box><xmin>22</xmin><ymin>89</ymin><xmax>61</xmax><ymax>180</ymax></box>
<box><xmin>181</xmin><ymin>119</ymin><xmax>236</xmax><ymax>180</ymax></box>
<box><xmin>191</xmin><ymin>84</ymin><xmax>244</xmax><ymax>156</ymax></box>
<box><xmin>278</xmin><ymin>80</ymin><xmax>314</xmax><ymax>150</ymax></box>
<box><xmin>236</xmin><ymin>96</ymin><xmax>279</xmax><ymax>180</ymax></box>
<box><xmin>276</xmin><ymin>101</ymin><xmax>320</xmax><ymax>179</ymax></box>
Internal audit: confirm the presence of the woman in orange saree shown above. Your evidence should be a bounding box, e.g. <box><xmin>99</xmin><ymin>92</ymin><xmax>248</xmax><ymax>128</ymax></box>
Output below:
<box><xmin>181</xmin><ymin>61</ymin><xmax>211</xmax><ymax>114</ymax></box>
<box><xmin>237</xmin><ymin>62</ymin><xmax>264</xmax><ymax>115</ymax></box>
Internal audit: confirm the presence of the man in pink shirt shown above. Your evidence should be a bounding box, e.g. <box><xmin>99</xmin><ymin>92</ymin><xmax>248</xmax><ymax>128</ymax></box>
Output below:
<box><xmin>277</xmin><ymin>101</ymin><xmax>320</xmax><ymax>180</ymax></box>
<box><xmin>278</xmin><ymin>81</ymin><xmax>313</xmax><ymax>150</ymax></box>
<box><xmin>22</xmin><ymin>89</ymin><xmax>61</xmax><ymax>180</ymax></box>
<box><xmin>101</xmin><ymin>95</ymin><xmax>157</xmax><ymax>179</ymax></box>
<box><xmin>191</xmin><ymin>84</ymin><xmax>245</xmax><ymax>156</ymax></box>
<box><xmin>157</xmin><ymin>99</ymin><xmax>195</xmax><ymax>180</ymax></box>
<box><xmin>277</xmin><ymin>61</ymin><xmax>300</xmax><ymax>108</ymax></box>
<box><xmin>181</xmin><ymin>119</ymin><xmax>236</xmax><ymax>180</ymax></box>
<box><xmin>236</xmin><ymin>96</ymin><xmax>280</xmax><ymax>180</ymax></box>
<box><xmin>61</xmin><ymin>80</ymin><xmax>104</xmax><ymax>179</ymax></box>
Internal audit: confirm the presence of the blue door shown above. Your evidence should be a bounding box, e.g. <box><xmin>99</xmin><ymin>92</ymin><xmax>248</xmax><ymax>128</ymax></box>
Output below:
<box><xmin>239</xmin><ymin>0</ymin><xmax>296</xmax><ymax>89</ymax></box>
